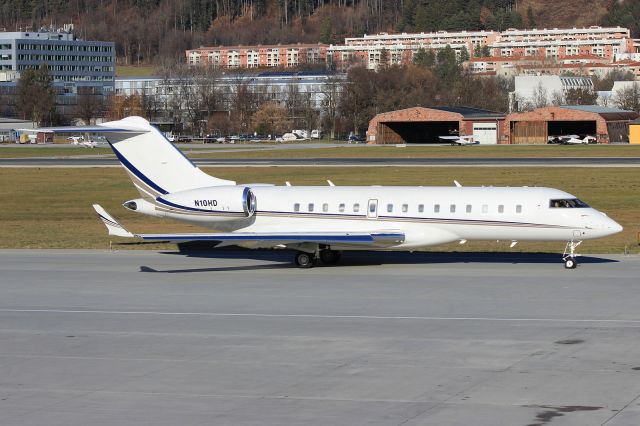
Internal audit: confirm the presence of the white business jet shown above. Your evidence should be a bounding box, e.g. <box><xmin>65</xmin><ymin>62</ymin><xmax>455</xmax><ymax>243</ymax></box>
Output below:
<box><xmin>41</xmin><ymin>116</ymin><xmax>622</xmax><ymax>269</ymax></box>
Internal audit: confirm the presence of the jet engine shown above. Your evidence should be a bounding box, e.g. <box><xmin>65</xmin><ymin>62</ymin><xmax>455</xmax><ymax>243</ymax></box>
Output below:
<box><xmin>123</xmin><ymin>186</ymin><xmax>257</xmax><ymax>227</ymax></box>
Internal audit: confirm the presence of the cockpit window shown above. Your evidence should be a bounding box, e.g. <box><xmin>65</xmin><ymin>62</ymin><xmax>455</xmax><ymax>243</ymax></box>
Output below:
<box><xmin>549</xmin><ymin>198</ymin><xmax>590</xmax><ymax>208</ymax></box>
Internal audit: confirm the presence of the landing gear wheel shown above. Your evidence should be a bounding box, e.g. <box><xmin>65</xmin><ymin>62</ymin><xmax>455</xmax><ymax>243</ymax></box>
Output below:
<box><xmin>319</xmin><ymin>249</ymin><xmax>341</xmax><ymax>265</ymax></box>
<box><xmin>564</xmin><ymin>257</ymin><xmax>577</xmax><ymax>269</ymax></box>
<box><xmin>295</xmin><ymin>252</ymin><xmax>314</xmax><ymax>268</ymax></box>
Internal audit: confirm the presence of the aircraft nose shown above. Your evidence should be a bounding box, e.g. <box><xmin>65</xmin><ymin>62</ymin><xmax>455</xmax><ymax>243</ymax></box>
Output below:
<box><xmin>606</xmin><ymin>217</ymin><xmax>623</xmax><ymax>234</ymax></box>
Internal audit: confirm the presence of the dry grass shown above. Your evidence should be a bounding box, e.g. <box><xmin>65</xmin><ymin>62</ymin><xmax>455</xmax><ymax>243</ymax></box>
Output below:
<box><xmin>115</xmin><ymin>65</ymin><xmax>157</xmax><ymax>77</ymax></box>
<box><xmin>0</xmin><ymin>147</ymin><xmax>114</xmax><ymax>158</ymax></box>
<box><xmin>0</xmin><ymin>166</ymin><xmax>638</xmax><ymax>254</ymax></box>
<box><xmin>187</xmin><ymin>145</ymin><xmax>640</xmax><ymax>159</ymax></box>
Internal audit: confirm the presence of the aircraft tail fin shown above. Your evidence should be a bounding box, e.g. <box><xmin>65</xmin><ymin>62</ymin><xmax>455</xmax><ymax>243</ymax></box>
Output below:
<box><xmin>99</xmin><ymin>117</ymin><xmax>235</xmax><ymax>199</ymax></box>
<box><xmin>92</xmin><ymin>204</ymin><xmax>134</xmax><ymax>238</ymax></box>
<box><xmin>32</xmin><ymin>116</ymin><xmax>236</xmax><ymax>199</ymax></box>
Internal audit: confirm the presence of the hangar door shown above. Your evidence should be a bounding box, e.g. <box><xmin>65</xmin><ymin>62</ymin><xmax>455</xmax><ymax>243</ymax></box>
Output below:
<box><xmin>473</xmin><ymin>123</ymin><xmax>497</xmax><ymax>145</ymax></box>
<box><xmin>511</xmin><ymin>121</ymin><xmax>547</xmax><ymax>144</ymax></box>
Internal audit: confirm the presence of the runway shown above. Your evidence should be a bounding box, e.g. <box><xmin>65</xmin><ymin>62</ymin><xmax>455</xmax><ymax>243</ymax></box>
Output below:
<box><xmin>1</xmin><ymin>249</ymin><xmax>640</xmax><ymax>425</ymax></box>
<box><xmin>2</xmin><ymin>156</ymin><xmax>640</xmax><ymax>167</ymax></box>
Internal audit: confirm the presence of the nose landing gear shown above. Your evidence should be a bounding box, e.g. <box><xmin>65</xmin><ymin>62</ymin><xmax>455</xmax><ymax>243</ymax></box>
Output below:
<box><xmin>563</xmin><ymin>240</ymin><xmax>582</xmax><ymax>269</ymax></box>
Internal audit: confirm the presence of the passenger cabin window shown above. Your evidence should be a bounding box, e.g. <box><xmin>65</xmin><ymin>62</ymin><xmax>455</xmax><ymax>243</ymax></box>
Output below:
<box><xmin>402</xmin><ymin>204</ymin><xmax>408</xmax><ymax>213</ymax></box>
<box><xmin>450</xmin><ymin>204</ymin><xmax>456</xmax><ymax>213</ymax></box>
<box><xmin>353</xmin><ymin>203</ymin><xmax>360</xmax><ymax>213</ymax></box>
<box><xmin>549</xmin><ymin>198</ymin><xmax>589</xmax><ymax>208</ymax></box>
<box><xmin>482</xmin><ymin>204</ymin><xmax>488</xmax><ymax>214</ymax></box>
<box><xmin>339</xmin><ymin>203</ymin><xmax>345</xmax><ymax>212</ymax></box>
<box><xmin>434</xmin><ymin>204</ymin><xmax>440</xmax><ymax>213</ymax></box>
<box><xmin>498</xmin><ymin>205</ymin><xmax>504</xmax><ymax>213</ymax></box>
<box><xmin>387</xmin><ymin>204</ymin><xmax>393</xmax><ymax>213</ymax></box>
<box><xmin>516</xmin><ymin>205</ymin><xmax>522</xmax><ymax>214</ymax></box>
<box><xmin>294</xmin><ymin>203</ymin><xmax>300</xmax><ymax>212</ymax></box>
<box><xmin>466</xmin><ymin>204</ymin><xmax>472</xmax><ymax>213</ymax></box>
<box><xmin>308</xmin><ymin>203</ymin><xmax>314</xmax><ymax>212</ymax></box>
<box><xmin>418</xmin><ymin>204</ymin><xmax>424</xmax><ymax>213</ymax></box>
<box><xmin>323</xmin><ymin>203</ymin><xmax>329</xmax><ymax>212</ymax></box>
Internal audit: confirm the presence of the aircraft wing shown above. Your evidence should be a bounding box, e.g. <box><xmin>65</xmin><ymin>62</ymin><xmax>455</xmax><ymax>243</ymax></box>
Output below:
<box><xmin>93</xmin><ymin>205</ymin><xmax>404</xmax><ymax>248</ymax></box>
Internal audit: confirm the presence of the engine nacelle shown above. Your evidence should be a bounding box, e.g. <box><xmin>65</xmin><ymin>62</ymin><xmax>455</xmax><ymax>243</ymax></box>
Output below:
<box><xmin>155</xmin><ymin>186</ymin><xmax>256</xmax><ymax>220</ymax></box>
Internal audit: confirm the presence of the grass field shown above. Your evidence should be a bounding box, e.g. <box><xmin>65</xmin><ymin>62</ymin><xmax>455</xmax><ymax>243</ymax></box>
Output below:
<box><xmin>0</xmin><ymin>166</ymin><xmax>638</xmax><ymax>254</ymax></box>
<box><xmin>115</xmin><ymin>65</ymin><xmax>157</xmax><ymax>77</ymax></box>
<box><xmin>186</xmin><ymin>144</ymin><xmax>640</xmax><ymax>159</ymax></box>
<box><xmin>0</xmin><ymin>147</ymin><xmax>114</xmax><ymax>158</ymax></box>
<box><xmin>3</xmin><ymin>144</ymin><xmax>640</xmax><ymax>159</ymax></box>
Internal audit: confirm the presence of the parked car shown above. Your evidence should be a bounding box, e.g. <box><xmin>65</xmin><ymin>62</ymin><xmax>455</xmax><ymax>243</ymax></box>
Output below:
<box><xmin>348</xmin><ymin>134</ymin><xmax>365</xmax><ymax>143</ymax></box>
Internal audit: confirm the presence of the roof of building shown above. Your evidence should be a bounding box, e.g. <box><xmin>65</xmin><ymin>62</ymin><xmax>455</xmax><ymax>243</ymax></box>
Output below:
<box><xmin>561</xmin><ymin>105</ymin><xmax>632</xmax><ymax>114</ymax></box>
<box><xmin>431</xmin><ymin>106</ymin><xmax>505</xmax><ymax>118</ymax></box>
<box><xmin>0</xmin><ymin>117</ymin><xmax>34</xmax><ymax>124</ymax></box>
<box><xmin>560</xmin><ymin>105</ymin><xmax>639</xmax><ymax>120</ymax></box>
<box><xmin>189</xmin><ymin>43</ymin><xmax>328</xmax><ymax>51</ymax></box>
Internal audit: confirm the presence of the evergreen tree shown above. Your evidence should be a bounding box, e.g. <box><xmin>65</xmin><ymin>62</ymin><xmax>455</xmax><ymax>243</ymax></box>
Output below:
<box><xmin>527</xmin><ymin>6</ymin><xmax>536</xmax><ymax>28</ymax></box>
<box><xmin>319</xmin><ymin>17</ymin><xmax>333</xmax><ymax>44</ymax></box>
<box><xmin>413</xmin><ymin>47</ymin><xmax>436</xmax><ymax>68</ymax></box>
<box><xmin>16</xmin><ymin>64</ymin><xmax>56</xmax><ymax>125</ymax></box>
<box><xmin>435</xmin><ymin>45</ymin><xmax>460</xmax><ymax>82</ymax></box>
<box><xmin>458</xmin><ymin>46</ymin><xmax>470</xmax><ymax>64</ymax></box>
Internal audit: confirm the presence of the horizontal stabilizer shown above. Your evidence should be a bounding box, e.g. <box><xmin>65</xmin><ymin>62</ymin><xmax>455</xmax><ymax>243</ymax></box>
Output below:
<box><xmin>92</xmin><ymin>204</ymin><xmax>134</xmax><ymax>238</ymax></box>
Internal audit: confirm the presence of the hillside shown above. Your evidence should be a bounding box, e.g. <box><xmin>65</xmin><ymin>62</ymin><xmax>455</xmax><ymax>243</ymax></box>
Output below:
<box><xmin>519</xmin><ymin>0</ymin><xmax>610</xmax><ymax>29</ymax></box>
<box><xmin>0</xmin><ymin>0</ymin><xmax>635</xmax><ymax>65</ymax></box>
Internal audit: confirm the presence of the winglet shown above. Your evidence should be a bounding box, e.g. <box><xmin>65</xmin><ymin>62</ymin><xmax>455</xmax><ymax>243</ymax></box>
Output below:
<box><xmin>92</xmin><ymin>204</ymin><xmax>134</xmax><ymax>238</ymax></box>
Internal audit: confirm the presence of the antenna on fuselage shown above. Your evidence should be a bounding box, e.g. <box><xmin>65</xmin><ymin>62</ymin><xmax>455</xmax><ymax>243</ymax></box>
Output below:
<box><xmin>285</xmin><ymin>181</ymin><xmax>291</xmax><ymax>186</ymax></box>
<box><xmin>327</xmin><ymin>180</ymin><xmax>335</xmax><ymax>186</ymax></box>
<box><xmin>454</xmin><ymin>180</ymin><xmax>462</xmax><ymax>187</ymax></box>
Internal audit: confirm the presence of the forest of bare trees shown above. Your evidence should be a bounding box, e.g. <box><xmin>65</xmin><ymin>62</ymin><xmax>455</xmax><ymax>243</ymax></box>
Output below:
<box><xmin>0</xmin><ymin>0</ymin><xmax>528</xmax><ymax>65</ymax></box>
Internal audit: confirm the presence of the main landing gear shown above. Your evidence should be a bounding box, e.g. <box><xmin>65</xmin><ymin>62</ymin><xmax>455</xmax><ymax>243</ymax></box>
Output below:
<box><xmin>563</xmin><ymin>241</ymin><xmax>582</xmax><ymax>269</ymax></box>
<box><xmin>294</xmin><ymin>249</ymin><xmax>342</xmax><ymax>268</ymax></box>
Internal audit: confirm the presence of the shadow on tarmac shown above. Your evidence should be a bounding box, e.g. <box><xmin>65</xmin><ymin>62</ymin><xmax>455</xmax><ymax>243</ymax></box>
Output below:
<box><xmin>137</xmin><ymin>248</ymin><xmax>618</xmax><ymax>273</ymax></box>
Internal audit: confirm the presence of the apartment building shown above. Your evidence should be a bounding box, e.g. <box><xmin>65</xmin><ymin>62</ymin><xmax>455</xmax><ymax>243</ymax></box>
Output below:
<box><xmin>327</xmin><ymin>30</ymin><xmax>499</xmax><ymax>70</ymax></box>
<box><xmin>491</xmin><ymin>26</ymin><xmax>635</xmax><ymax>59</ymax></box>
<box><xmin>186</xmin><ymin>43</ymin><xmax>328</xmax><ymax>69</ymax></box>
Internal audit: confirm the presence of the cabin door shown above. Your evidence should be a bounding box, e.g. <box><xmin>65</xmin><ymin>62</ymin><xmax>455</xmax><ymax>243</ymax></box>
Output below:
<box><xmin>367</xmin><ymin>199</ymin><xmax>378</xmax><ymax>219</ymax></box>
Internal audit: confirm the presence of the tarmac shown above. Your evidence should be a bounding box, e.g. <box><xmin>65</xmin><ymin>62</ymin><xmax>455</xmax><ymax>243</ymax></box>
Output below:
<box><xmin>1</xmin><ymin>249</ymin><xmax>640</xmax><ymax>425</ymax></box>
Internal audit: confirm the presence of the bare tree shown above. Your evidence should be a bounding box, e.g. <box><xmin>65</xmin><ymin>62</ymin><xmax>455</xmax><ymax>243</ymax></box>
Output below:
<box><xmin>612</xmin><ymin>84</ymin><xmax>640</xmax><ymax>112</ymax></box>
<box><xmin>530</xmin><ymin>83</ymin><xmax>549</xmax><ymax>109</ymax></box>
<box><xmin>76</xmin><ymin>87</ymin><xmax>104</xmax><ymax>125</ymax></box>
<box><xmin>550</xmin><ymin>90</ymin><xmax>565</xmax><ymax>106</ymax></box>
<box><xmin>320</xmin><ymin>74</ymin><xmax>343</xmax><ymax>139</ymax></box>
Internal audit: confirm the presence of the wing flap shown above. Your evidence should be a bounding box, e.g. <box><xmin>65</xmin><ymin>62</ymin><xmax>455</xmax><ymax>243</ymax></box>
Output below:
<box><xmin>137</xmin><ymin>232</ymin><xmax>405</xmax><ymax>247</ymax></box>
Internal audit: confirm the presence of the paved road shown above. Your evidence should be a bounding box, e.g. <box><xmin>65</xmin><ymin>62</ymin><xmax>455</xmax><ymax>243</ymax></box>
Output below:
<box><xmin>2</xmin><ymin>156</ymin><xmax>640</xmax><ymax>167</ymax></box>
<box><xmin>1</xmin><ymin>249</ymin><xmax>640</xmax><ymax>425</ymax></box>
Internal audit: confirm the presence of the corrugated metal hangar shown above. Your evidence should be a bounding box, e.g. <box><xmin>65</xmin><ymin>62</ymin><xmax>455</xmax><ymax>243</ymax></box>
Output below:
<box><xmin>506</xmin><ymin>106</ymin><xmax>638</xmax><ymax>144</ymax></box>
<box><xmin>366</xmin><ymin>107</ymin><xmax>507</xmax><ymax>144</ymax></box>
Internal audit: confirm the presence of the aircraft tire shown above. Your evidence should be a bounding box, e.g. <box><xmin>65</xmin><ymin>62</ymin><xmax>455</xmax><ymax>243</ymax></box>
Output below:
<box><xmin>564</xmin><ymin>257</ymin><xmax>577</xmax><ymax>269</ymax></box>
<box><xmin>295</xmin><ymin>252</ymin><xmax>314</xmax><ymax>268</ymax></box>
<box><xmin>320</xmin><ymin>249</ymin><xmax>341</xmax><ymax>265</ymax></box>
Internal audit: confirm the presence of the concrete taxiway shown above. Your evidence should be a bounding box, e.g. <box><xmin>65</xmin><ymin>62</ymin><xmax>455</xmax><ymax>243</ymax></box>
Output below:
<box><xmin>1</xmin><ymin>249</ymin><xmax>640</xmax><ymax>425</ymax></box>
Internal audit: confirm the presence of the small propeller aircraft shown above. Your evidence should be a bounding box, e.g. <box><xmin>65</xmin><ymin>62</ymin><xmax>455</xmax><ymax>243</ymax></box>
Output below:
<box><xmin>438</xmin><ymin>135</ymin><xmax>480</xmax><ymax>146</ymax></box>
